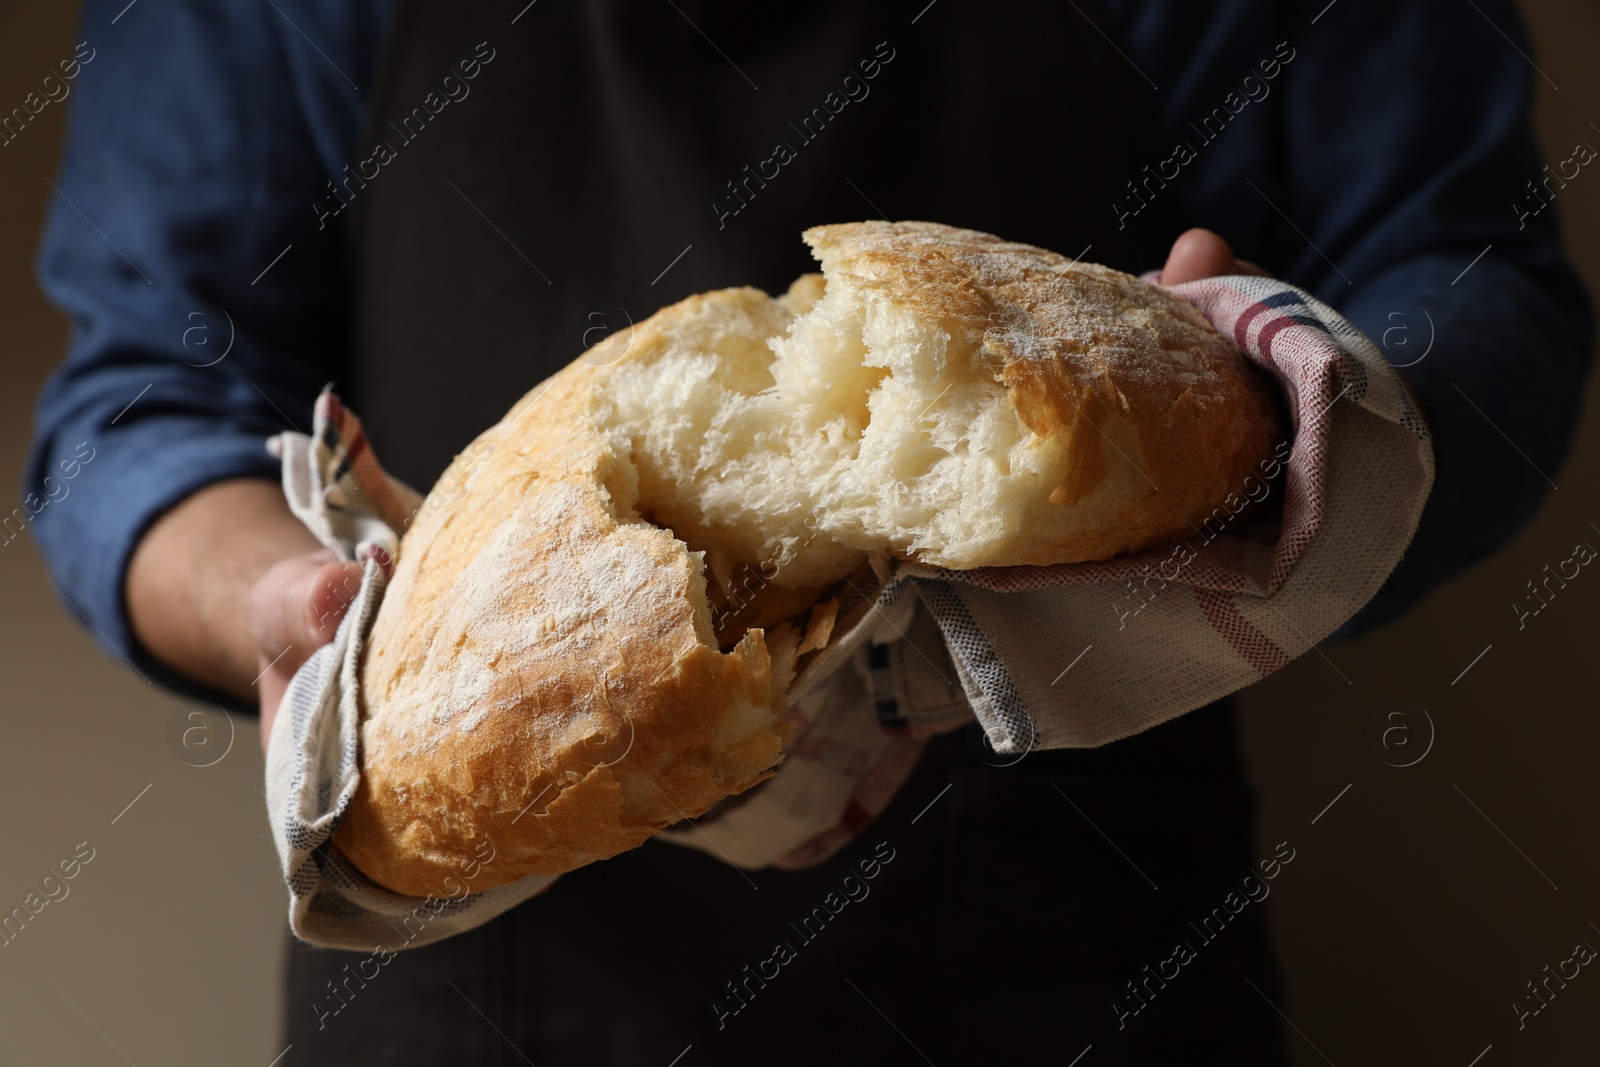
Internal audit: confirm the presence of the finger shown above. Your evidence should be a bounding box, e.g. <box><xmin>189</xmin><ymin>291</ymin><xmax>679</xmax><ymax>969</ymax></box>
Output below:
<box><xmin>249</xmin><ymin>552</ymin><xmax>367</xmax><ymax>754</ymax></box>
<box><xmin>256</xmin><ymin>557</ymin><xmax>364</xmax><ymax>752</ymax></box>
<box><xmin>1159</xmin><ymin>228</ymin><xmax>1239</xmax><ymax>285</ymax></box>
<box><xmin>302</xmin><ymin>559</ymin><xmax>368</xmax><ymax>645</ymax></box>
<box><xmin>249</xmin><ymin>554</ymin><xmax>360</xmax><ymax>669</ymax></box>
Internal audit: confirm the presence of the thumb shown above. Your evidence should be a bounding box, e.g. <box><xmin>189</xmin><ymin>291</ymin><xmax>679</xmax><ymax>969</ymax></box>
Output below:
<box><xmin>1158</xmin><ymin>228</ymin><xmax>1240</xmax><ymax>285</ymax></box>
<box><xmin>250</xmin><ymin>552</ymin><xmax>367</xmax><ymax>750</ymax></box>
<box><xmin>250</xmin><ymin>553</ymin><xmax>367</xmax><ymax>668</ymax></box>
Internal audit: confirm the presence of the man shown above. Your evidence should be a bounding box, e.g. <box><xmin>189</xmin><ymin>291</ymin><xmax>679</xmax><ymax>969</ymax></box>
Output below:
<box><xmin>26</xmin><ymin>1</ymin><xmax>1591</xmax><ymax>1062</ymax></box>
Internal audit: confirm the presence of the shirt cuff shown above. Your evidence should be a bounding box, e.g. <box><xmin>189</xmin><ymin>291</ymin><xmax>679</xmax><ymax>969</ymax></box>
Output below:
<box><xmin>25</xmin><ymin>417</ymin><xmax>285</xmax><ymax>715</ymax></box>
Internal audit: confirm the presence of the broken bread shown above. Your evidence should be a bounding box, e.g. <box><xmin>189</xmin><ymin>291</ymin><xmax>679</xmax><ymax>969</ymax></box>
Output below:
<box><xmin>332</xmin><ymin>221</ymin><xmax>1281</xmax><ymax>896</ymax></box>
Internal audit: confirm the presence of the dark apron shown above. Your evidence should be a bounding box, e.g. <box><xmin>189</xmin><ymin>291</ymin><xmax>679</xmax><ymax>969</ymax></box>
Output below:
<box><xmin>289</xmin><ymin>3</ymin><xmax>1290</xmax><ymax>1062</ymax></box>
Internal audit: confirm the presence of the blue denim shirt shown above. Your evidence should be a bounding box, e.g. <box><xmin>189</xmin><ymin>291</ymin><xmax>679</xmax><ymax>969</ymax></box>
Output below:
<box><xmin>22</xmin><ymin>0</ymin><xmax>1594</xmax><ymax>708</ymax></box>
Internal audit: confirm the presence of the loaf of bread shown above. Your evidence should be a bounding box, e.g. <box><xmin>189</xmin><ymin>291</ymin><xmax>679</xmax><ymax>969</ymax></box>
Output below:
<box><xmin>331</xmin><ymin>221</ymin><xmax>1281</xmax><ymax>895</ymax></box>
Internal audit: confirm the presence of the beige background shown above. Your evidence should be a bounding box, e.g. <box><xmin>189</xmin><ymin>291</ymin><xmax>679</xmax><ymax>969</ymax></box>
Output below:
<box><xmin>0</xmin><ymin>3</ymin><xmax>1595</xmax><ymax>1064</ymax></box>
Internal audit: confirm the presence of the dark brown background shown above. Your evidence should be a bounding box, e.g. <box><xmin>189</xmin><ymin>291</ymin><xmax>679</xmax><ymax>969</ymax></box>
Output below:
<box><xmin>0</xmin><ymin>3</ymin><xmax>1595</xmax><ymax>1063</ymax></box>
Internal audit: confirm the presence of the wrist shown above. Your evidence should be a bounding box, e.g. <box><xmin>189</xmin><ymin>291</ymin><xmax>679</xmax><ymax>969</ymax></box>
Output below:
<box><xmin>127</xmin><ymin>478</ymin><xmax>323</xmax><ymax>701</ymax></box>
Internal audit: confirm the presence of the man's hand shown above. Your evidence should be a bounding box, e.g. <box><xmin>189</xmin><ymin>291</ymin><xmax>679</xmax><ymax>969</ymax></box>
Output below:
<box><xmin>248</xmin><ymin>550</ymin><xmax>366</xmax><ymax>752</ymax></box>
<box><xmin>126</xmin><ymin>478</ymin><xmax>364</xmax><ymax>754</ymax></box>
<box><xmin>1157</xmin><ymin>227</ymin><xmax>1268</xmax><ymax>285</ymax></box>
<box><xmin>1157</xmin><ymin>227</ymin><xmax>1427</xmax><ymax>419</ymax></box>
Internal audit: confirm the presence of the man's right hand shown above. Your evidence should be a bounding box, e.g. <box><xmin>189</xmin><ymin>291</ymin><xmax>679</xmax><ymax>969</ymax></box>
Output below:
<box><xmin>126</xmin><ymin>478</ymin><xmax>364</xmax><ymax>754</ymax></box>
<box><xmin>248</xmin><ymin>550</ymin><xmax>367</xmax><ymax>752</ymax></box>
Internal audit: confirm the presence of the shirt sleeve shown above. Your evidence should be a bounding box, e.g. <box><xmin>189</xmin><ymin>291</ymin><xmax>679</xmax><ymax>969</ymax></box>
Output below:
<box><xmin>1114</xmin><ymin>0</ymin><xmax>1595</xmax><ymax>638</ymax></box>
<box><xmin>22</xmin><ymin>0</ymin><xmax>393</xmax><ymax>708</ymax></box>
